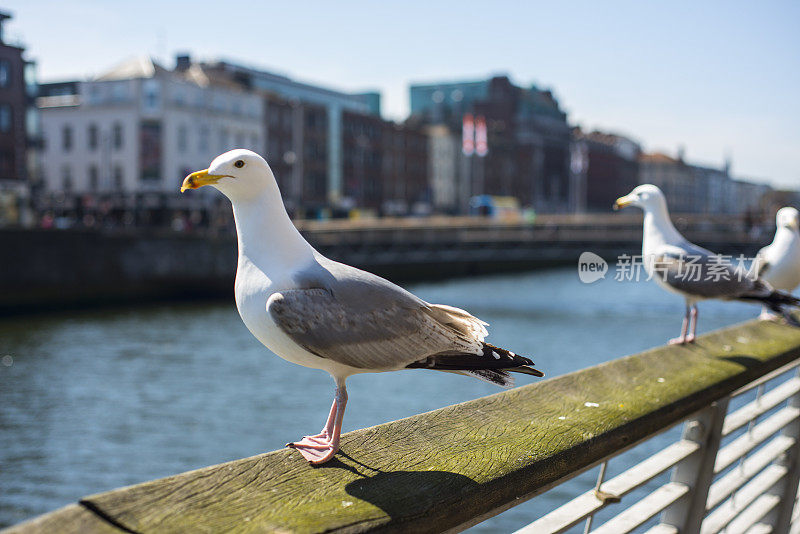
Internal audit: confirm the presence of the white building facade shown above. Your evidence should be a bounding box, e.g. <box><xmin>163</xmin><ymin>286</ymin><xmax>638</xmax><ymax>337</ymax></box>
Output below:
<box><xmin>38</xmin><ymin>58</ymin><xmax>263</xmax><ymax>200</ymax></box>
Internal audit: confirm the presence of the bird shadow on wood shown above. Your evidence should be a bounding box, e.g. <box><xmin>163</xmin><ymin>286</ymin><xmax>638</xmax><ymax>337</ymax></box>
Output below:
<box><xmin>316</xmin><ymin>451</ymin><xmax>480</xmax><ymax>520</ymax></box>
<box><xmin>344</xmin><ymin>468</ymin><xmax>480</xmax><ymax>520</ymax></box>
<box><xmin>713</xmin><ymin>354</ymin><xmax>761</xmax><ymax>370</ymax></box>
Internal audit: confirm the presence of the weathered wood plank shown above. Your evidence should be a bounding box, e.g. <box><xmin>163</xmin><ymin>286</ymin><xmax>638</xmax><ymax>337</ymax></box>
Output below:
<box><xmin>6</xmin><ymin>319</ymin><xmax>800</xmax><ymax>534</ymax></box>
<box><xmin>1</xmin><ymin>504</ymin><xmax>124</xmax><ymax>534</ymax></box>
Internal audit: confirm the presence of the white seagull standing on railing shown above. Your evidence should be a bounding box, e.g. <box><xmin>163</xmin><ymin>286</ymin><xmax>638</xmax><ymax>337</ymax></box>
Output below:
<box><xmin>756</xmin><ymin>207</ymin><xmax>800</xmax><ymax>320</ymax></box>
<box><xmin>613</xmin><ymin>184</ymin><xmax>800</xmax><ymax>344</ymax></box>
<box><xmin>181</xmin><ymin>149</ymin><xmax>543</xmax><ymax>465</ymax></box>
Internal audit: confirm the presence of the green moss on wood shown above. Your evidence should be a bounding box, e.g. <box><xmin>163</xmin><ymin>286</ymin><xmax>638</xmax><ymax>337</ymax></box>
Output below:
<box><xmin>6</xmin><ymin>319</ymin><xmax>800</xmax><ymax>534</ymax></box>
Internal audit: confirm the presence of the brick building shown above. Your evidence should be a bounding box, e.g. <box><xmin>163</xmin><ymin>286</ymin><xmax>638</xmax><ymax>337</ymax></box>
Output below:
<box><xmin>410</xmin><ymin>75</ymin><xmax>572</xmax><ymax>213</ymax></box>
<box><xmin>572</xmin><ymin>128</ymin><xmax>641</xmax><ymax>212</ymax></box>
<box><xmin>0</xmin><ymin>11</ymin><xmax>36</xmax><ymax>186</ymax></box>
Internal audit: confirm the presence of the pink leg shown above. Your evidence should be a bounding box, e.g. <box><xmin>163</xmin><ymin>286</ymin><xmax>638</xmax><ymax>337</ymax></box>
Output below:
<box><xmin>287</xmin><ymin>396</ymin><xmax>337</xmax><ymax>447</ymax></box>
<box><xmin>685</xmin><ymin>305</ymin><xmax>698</xmax><ymax>343</ymax></box>
<box><xmin>287</xmin><ymin>380</ymin><xmax>348</xmax><ymax>465</ymax></box>
<box><xmin>669</xmin><ymin>305</ymin><xmax>691</xmax><ymax>345</ymax></box>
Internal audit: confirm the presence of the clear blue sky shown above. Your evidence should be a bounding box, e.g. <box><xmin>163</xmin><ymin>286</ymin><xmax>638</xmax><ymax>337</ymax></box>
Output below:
<box><xmin>4</xmin><ymin>1</ymin><xmax>798</xmax><ymax>188</ymax></box>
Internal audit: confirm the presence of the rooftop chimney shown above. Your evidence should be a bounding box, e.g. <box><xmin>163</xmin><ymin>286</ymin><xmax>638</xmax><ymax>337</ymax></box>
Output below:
<box><xmin>175</xmin><ymin>53</ymin><xmax>191</xmax><ymax>71</ymax></box>
<box><xmin>0</xmin><ymin>12</ymin><xmax>12</xmax><ymax>45</ymax></box>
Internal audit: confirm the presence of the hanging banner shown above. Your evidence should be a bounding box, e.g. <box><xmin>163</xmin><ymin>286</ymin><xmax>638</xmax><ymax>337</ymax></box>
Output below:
<box><xmin>462</xmin><ymin>113</ymin><xmax>475</xmax><ymax>156</ymax></box>
<box><xmin>475</xmin><ymin>115</ymin><xmax>488</xmax><ymax>157</ymax></box>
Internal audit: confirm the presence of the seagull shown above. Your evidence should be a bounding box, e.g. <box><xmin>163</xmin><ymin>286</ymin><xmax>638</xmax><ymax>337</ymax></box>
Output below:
<box><xmin>613</xmin><ymin>184</ymin><xmax>799</xmax><ymax>344</ymax></box>
<box><xmin>756</xmin><ymin>207</ymin><xmax>800</xmax><ymax>319</ymax></box>
<box><xmin>181</xmin><ymin>149</ymin><xmax>543</xmax><ymax>464</ymax></box>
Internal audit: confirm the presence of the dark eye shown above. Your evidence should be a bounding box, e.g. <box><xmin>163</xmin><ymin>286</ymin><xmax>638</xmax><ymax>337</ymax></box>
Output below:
<box><xmin>234</xmin><ymin>160</ymin><xmax>245</xmax><ymax>168</ymax></box>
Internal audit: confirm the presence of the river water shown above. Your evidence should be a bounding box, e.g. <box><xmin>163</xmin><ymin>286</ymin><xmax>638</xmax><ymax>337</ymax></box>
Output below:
<box><xmin>0</xmin><ymin>267</ymin><xmax>761</xmax><ymax>531</ymax></box>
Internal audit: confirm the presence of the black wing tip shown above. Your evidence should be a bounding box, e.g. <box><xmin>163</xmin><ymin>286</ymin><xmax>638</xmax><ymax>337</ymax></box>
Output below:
<box><xmin>760</xmin><ymin>289</ymin><xmax>800</xmax><ymax>309</ymax></box>
<box><xmin>511</xmin><ymin>365</ymin><xmax>545</xmax><ymax>378</ymax></box>
<box><xmin>405</xmin><ymin>343</ymin><xmax>545</xmax><ymax>379</ymax></box>
<box><xmin>481</xmin><ymin>343</ymin><xmax>545</xmax><ymax>377</ymax></box>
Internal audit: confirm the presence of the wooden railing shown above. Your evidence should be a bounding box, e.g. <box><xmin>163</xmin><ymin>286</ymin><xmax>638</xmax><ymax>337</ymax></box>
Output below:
<box><xmin>5</xmin><ymin>318</ymin><xmax>800</xmax><ymax>534</ymax></box>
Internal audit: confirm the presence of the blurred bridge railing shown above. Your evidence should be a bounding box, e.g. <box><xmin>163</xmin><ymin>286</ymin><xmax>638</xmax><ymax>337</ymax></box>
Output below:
<box><xmin>6</xmin><ymin>318</ymin><xmax>800</xmax><ymax>533</ymax></box>
<box><xmin>0</xmin><ymin>213</ymin><xmax>774</xmax><ymax>314</ymax></box>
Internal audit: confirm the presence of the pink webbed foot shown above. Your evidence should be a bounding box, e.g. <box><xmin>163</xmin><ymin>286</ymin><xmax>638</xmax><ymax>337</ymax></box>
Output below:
<box><xmin>685</xmin><ymin>334</ymin><xmax>696</xmax><ymax>343</ymax></box>
<box><xmin>669</xmin><ymin>336</ymin><xmax>688</xmax><ymax>345</ymax></box>
<box><xmin>760</xmin><ymin>310</ymin><xmax>779</xmax><ymax>321</ymax></box>
<box><xmin>287</xmin><ymin>434</ymin><xmax>339</xmax><ymax>465</ymax></box>
<box><xmin>286</xmin><ymin>381</ymin><xmax>348</xmax><ymax>465</ymax></box>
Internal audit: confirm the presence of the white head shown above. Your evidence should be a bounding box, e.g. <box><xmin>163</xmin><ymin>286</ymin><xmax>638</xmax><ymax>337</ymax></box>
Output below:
<box><xmin>181</xmin><ymin>149</ymin><xmax>279</xmax><ymax>203</ymax></box>
<box><xmin>776</xmin><ymin>207</ymin><xmax>800</xmax><ymax>231</ymax></box>
<box><xmin>613</xmin><ymin>184</ymin><xmax>669</xmax><ymax>213</ymax></box>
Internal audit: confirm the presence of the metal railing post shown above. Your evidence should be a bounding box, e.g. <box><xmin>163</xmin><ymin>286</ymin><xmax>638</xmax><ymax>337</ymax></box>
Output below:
<box><xmin>659</xmin><ymin>398</ymin><xmax>729</xmax><ymax>533</ymax></box>
<box><xmin>767</xmin><ymin>374</ymin><xmax>800</xmax><ymax>534</ymax></box>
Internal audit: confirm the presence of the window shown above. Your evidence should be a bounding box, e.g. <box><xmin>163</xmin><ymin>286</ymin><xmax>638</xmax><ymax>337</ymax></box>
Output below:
<box><xmin>62</xmin><ymin>125</ymin><xmax>73</xmax><ymax>151</ymax></box>
<box><xmin>199</xmin><ymin>125</ymin><xmax>209</xmax><ymax>152</ymax></box>
<box><xmin>25</xmin><ymin>107</ymin><xmax>38</xmax><ymax>139</ymax></box>
<box><xmin>61</xmin><ymin>165</ymin><xmax>72</xmax><ymax>191</ymax></box>
<box><xmin>113</xmin><ymin>165</ymin><xmax>124</xmax><ymax>189</ymax></box>
<box><xmin>0</xmin><ymin>60</ymin><xmax>10</xmax><ymax>88</ymax></box>
<box><xmin>88</xmin><ymin>124</ymin><xmax>98</xmax><ymax>150</ymax></box>
<box><xmin>177</xmin><ymin>123</ymin><xmax>188</xmax><ymax>152</ymax></box>
<box><xmin>111</xmin><ymin>82</ymin><xmax>128</xmax><ymax>102</ymax></box>
<box><xmin>113</xmin><ymin>122</ymin><xmax>123</xmax><ymax>149</ymax></box>
<box><xmin>88</xmin><ymin>84</ymin><xmax>102</xmax><ymax>104</ymax></box>
<box><xmin>143</xmin><ymin>79</ymin><xmax>160</xmax><ymax>111</ymax></box>
<box><xmin>0</xmin><ymin>150</ymin><xmax>13</xmax><ymax>176</ymax></box>
<box><xmin>0</xmin><ymin>105</ymin><xmax>11</xmax><ymax>132</ymax></box>
<box><xmin>88</xmin><ymin>165</ymin><xmax>98</xmax><ymax>190</ymax></box>
<box><xmin>24</xmin><ymin>61</ymin><xmax>36</xmax><ymax>97</ymax></box>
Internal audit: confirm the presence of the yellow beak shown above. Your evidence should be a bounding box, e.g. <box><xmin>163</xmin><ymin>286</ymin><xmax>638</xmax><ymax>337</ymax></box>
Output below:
<box><xmin>613</xmin><ymin>194</ymin><xmax>636</xmax><ymax>211</ymax></box>
<box><xmin>180</xmin><ymin>169</ymin><xmax>229</xmax><ymax>193</ymax></box>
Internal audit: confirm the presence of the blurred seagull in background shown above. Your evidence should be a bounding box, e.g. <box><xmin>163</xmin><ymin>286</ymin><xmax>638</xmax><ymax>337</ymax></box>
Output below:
<box><xmin>756</xmin><ymin>207</ymin><xmax>800</xmax><ymax>320</ymax></box>
<box><xmin>614</xmin><ymin>184</ymin><xmax>800</xmax><ymax>344</ymax></box>
<box><xmin>181</xmin><ymin>149</ymin><xmax>543</xmax><ymax>465</ymax></box>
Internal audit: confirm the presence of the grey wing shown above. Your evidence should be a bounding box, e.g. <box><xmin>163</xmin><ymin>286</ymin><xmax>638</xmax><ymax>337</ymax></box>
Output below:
<box><xmin>267</xmin><ymin>288</ymin><xmax>483</xmax><ymax>370</ymax></box>
<box><xmin>755</xmin><ymin>246</ymin><xmax>771</xmax><ymax>277</ymax></box>
<box><xmin>653</xmin><ymin>247</ymin><xmax>762</xmax><ymax>299</ymax></box>
<box><xmin>295</xmin><ymin>253</ymin><xmax>429</xmax><ymax>312</ymax></box>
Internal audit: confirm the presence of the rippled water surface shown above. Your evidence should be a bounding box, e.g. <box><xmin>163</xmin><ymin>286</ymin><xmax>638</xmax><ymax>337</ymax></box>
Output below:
<box><xmin>0</xmin><ymin>267</ymin><xmax>760</xmax><ymax>531</ymax></box>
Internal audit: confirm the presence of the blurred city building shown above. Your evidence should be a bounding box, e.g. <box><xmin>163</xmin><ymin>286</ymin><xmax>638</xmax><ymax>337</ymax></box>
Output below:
<box><xmin>425</xmin><ymin>124</ymin><xmax>459</xmax><ymax>213</ymax></box>
<box><xmin>36</xmin><ymin>54</ymin><xmax>432</xmax><ymax>226</ymax></box>
<box><xmin>409</xmin><ymin>75</ymin><xmax>572</xmax><ymax>213</ymax></box>
<box><xmin>168</xmin><ymin>56</ymin><xmax>429</xmax><ymax>217</ymax></box>
<box><xmin>341</xmin><ymin>110</ymin><xmax>429</xmax><ymax>215</ymax></box>
<box><xmin>0</xmin><ymin>11</ymin><xmax>38</xmax><ymax>226</ymax></box>
<box><xmin>571</xmin><ymin>128</ymin><xmax>641</xmax><ymax>212</ymax></box>
<box><xmin>0</xmin><ymin>20</ymin><xmax>780</xmax><ymax>229</ymax></box>
<box><xmin>638</xmin><ymin>150</ymin><xmax>771</xmax><ymax>215</ymax></box>
<box><xmin>37</xmin><ymin>56</ymin><xmax>263</xmax><ymax>228</ymax></box>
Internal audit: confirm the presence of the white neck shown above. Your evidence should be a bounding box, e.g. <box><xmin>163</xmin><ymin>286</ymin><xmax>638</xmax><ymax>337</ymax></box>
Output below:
<box><xmin>641</xmin><ymin>200</ymin><xmax>684</xmax><ymax>254</ymax></box>
<box><xmin>231</xmin><ymin>190</ymin><xmax>315</xmax><ymax>274</ymax></box>
<box><xmin>769</xmin><ymin>226</ymin><xmax>799</xmax><ymax>254</ymax></box>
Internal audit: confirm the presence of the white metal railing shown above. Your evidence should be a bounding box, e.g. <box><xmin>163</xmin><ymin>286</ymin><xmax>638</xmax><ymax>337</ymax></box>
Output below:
<box><xmin>516</xmin><ymin>360</ymin><xmax>800</xmax><ymax>534</ymax></box>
